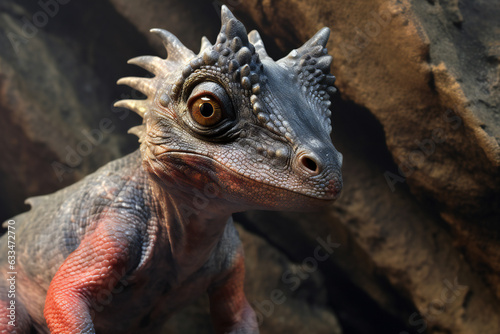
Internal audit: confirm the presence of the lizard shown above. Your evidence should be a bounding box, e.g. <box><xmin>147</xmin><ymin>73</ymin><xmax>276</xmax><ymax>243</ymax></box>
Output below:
<box><xmin>0</xmin><ymin>6</ymin><xmax>342</xmax><ymax>334</ymax></box>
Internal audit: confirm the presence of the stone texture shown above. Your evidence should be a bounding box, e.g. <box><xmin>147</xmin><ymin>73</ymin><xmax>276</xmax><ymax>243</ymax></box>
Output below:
<box><xmin>108</xmin><ymin>0</ymin><xmax>222</xmax><ymax>55</ymax></box>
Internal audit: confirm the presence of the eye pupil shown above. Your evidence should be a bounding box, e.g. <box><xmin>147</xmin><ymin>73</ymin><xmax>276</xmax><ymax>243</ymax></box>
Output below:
<box><xmin>189</xmin><ymin>95</ymin><xmax>223</xmax><ymax>127</ymax></box>
<box><xmin>199</xmin><ymin>103</ymin><xmax>214</xmax><ymax>117</ymax></box>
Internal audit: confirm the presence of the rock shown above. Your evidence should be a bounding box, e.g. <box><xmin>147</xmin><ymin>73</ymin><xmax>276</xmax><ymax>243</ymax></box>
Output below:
<box><xmin>161</xmin><ymin>294</ymin><xmax>214</xmax><ymax>334</ymax></box>
<box><xmin>238</xmin><ymin>226</ymin><xmax>341</xmax><ymax>334</ymax></box>
<box><xmin>108</xmin><ymin>0</ymin><xmax>222</xmax><ymax>55</ymax></box>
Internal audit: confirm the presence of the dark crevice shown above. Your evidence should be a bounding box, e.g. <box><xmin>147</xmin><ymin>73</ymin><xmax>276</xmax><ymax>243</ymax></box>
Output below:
<box><xmin>235</xmin><ymin>212</ymin><xmax>415</xmax><ymax>334</ymax></box>
<box><xmin>428</xmin><ymin>70</ymin><xmax>437</xmax><ymax>92</ymax></box>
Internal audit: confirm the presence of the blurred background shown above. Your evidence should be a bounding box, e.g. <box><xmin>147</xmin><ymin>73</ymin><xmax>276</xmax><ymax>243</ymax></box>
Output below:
<box><xmin>0</xmin><ymin>0</ymin><xmax>499</xmax><ymax>333</ymax></box>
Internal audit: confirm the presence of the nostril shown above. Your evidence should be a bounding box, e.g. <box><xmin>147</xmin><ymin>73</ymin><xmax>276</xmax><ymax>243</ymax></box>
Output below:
<box><xmin>300</xmin><ymin>155</ymin><xmax>320</xmax><ymax>174</ymax></box>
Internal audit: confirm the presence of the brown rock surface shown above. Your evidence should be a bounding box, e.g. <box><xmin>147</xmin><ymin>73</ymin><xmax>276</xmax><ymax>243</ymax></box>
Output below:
<box><xmin>108</xmin><ymin>0</ymin><xmax>221</xmax><ymax>54</ymax></box>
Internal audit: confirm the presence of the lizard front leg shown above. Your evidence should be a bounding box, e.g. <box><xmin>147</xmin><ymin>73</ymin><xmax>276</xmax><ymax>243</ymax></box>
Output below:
<box><xmin>208</xmin><ymin>248</ymin><xmax>258</xmax><ymax>334</ymax></box>
<box><xmin>44</xmin><ymin>220</ymin><xmax>135</xmax><ymax>334</ymax></box>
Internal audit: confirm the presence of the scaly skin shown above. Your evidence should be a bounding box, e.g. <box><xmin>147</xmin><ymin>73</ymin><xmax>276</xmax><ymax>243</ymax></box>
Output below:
<box><xmin>0</xmin><ymin>6</ymin><xmax>342</xmax><ymax>334</ymax></box>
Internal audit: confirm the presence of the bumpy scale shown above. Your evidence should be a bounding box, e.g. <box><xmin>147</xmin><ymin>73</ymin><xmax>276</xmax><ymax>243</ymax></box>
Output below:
<box><xmin>0</xmin><ymin>6</ymin><xmax>342</xmax><ymax>334</ymax></box>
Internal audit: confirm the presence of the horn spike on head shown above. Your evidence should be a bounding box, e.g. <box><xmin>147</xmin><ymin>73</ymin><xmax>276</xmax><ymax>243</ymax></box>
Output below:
<box><xmin>199</xmin><ymin>36</ymin><xmax>213</xmax><ymax>54</ymax></box>
<box><xmin>114</xmin><ymin>99</ymin><xmax>148</xmax><ymax>118</ymax></box>
<box><xmin>150</xmin><ymin>28</ymin><xmax>195</xmax><ymax>62</ymax></box>
<box><xmin>278</xmin><ymin>26</ymin><xmax>332</xmax><ymax>67</ymax></box>
<box><xmin>248</xmin><ymin>30</ymin><xmax>271</xmax><ymax>60</ymax></box>
<box><xmin>127</xmin><ymin>125</ymin><xmax>146</xmax><ymax>142</ymax></box>
<box><xmin>218</xmin><ymin>6</ymin><xmax>249</xmax><ymax>45</ymax></box>
<box><xmin>220</xmin><ymin>5</ymin><xmax>236</xmax><ymax>25</ymax></box>
<box><xmin>117</xmin><ymin>77</ymin><xmax>156</xmax><ymax>97</ymax></box>
<box><xmin>315</xmin><ymin>55</ymin><xmax>333</xmax><ymax>73</ymax></box>
<box><xmin>128</xmin><ymin>56</ymin><xmax>165</xmax><ymax>75</ymax></box>
<box><xmin>302</xmin><ymin>27</ymin><xmax>330</xmax><ymax>49</ymax></box>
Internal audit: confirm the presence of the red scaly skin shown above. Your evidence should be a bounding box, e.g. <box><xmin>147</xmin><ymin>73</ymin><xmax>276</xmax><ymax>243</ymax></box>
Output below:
<box><xmin>44</xmin><ymin>220</ymin><xmax>132</xmax><ymax>333</ymax></box>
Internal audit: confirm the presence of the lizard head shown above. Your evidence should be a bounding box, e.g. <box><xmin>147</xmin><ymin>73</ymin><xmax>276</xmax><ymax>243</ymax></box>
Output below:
<box><xmin>116</xmin><ymin>6</ymin><xmax>342</xmax><ymax>212</ymax></box>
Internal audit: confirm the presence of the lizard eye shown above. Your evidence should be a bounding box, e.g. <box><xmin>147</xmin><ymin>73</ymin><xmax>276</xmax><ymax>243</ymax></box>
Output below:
<box><xmin>189</xmin><ymin>95</ymin><xmax>223</xmax><ymax>126</ymax></box>
<box><xmin>186</xmin><ymin>81</ymin><xmax>233</xmax><ymax>132</ymax></box>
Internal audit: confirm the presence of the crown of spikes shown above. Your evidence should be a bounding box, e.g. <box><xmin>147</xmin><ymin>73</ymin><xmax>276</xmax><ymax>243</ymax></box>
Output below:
<box><xmin>115</xmin><ymin>5</ymin><xmax>336</xmax><ymax>136</ymax></box>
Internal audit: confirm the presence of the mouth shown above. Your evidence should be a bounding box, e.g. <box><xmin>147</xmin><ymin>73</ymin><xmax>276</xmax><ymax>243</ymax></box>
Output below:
<box><xmin>154</xmin><ymin>150</ymin><xmax>341</xmax><ymax>209</ymax></box>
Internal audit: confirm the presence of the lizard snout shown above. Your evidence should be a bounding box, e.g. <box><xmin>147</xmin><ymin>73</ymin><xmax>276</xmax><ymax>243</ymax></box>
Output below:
<box><xmin>294</xmin><ymin>146</ymin><xmax>343</xmax><ymax>200</ymax></box>
<box><xmin>298</xmin><ymin>153</ymin><xmax>322</xmax><ymax>176</ymax></box>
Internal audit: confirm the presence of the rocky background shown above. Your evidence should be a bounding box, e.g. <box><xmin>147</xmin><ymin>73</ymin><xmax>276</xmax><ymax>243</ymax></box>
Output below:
<box><xmin>0</xmin><ymin>0</ymin><xmax>499</xmax><ymax>333</ymax></box>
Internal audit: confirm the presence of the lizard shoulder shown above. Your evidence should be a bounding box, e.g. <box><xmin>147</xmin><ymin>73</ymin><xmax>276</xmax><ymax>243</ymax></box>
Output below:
<box><xmin>12</xmin><ymin>150</ymin><xmax>153</xmax><ymax>281</ymax></box>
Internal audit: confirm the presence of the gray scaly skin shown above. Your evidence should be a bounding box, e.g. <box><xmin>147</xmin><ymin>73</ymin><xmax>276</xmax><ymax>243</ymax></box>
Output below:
<box><xmin>0</xmin><ymin>6</ymin><xmax>342</xmax><ymax>334</ymax></box>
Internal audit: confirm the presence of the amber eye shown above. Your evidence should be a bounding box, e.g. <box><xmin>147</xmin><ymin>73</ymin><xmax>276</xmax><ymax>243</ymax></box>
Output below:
<box><xmin>189</xmin><ymin>96</ymin><xmax>223</xmax><ymax>126</ymax></box>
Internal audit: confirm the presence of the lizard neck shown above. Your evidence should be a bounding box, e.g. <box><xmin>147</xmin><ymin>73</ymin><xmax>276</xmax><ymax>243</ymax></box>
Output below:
<box><xmin>146</xmin><ymin>173</ymin><xmax>233</xmax><ymax>275</ymax></box>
